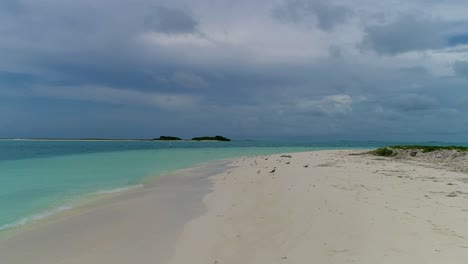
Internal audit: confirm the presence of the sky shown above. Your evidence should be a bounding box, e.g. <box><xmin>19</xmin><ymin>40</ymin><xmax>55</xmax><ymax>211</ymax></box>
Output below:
<box><xmin>1</xmin><ymin>0</ymin><xmax>468</xmax><ymax>140</ymax></box>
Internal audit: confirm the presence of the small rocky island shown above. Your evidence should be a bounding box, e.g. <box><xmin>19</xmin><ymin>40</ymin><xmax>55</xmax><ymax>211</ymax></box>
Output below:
<box><xmin>192</xmin><ymin>136</ymin><xmax>231</xmax><ymax>141</ymax></box>
<box><xmin>152</xmin><ymin>135</ymin><xmax>231</xmax><ymax>141</ymax></box>
<box><xmin>152</xmin><ymin>136</ymin><xmax>182</xmax><ymax>141</ymax></box>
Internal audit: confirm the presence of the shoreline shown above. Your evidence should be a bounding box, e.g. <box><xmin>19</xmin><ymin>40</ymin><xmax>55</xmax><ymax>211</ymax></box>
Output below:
<box><xmin>0</xmin><ymin>184</ymin><xmax>145</xmax><ymax>233</ymax></box>
<box><xmin>0</xmin><ymin>147</ymin><xmax>320</xmax><ymax>235</ymax></box>
<box><xmin>0</xmin><ymin>158</ymin><xmax>233</xmax><ymax>263</ymax></box>
<box><xmin>1</xmin><ymin>149</ymin><xmax>467</xmax><ymax>263</ymax></box>
<box><xmin>0</xmin><ymin>158</ymin><xmax>232</xmax><ymax>237</ymax></box>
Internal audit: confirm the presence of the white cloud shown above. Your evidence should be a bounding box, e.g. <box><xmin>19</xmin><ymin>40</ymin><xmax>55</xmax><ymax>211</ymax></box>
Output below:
<box><xmin>172</xmin><ymin>71</ymin><xmax>209</xmax><ymax>89</ymax></box>
<box><xmin>296</xmin><ymin>94</ymin><xmax>353</xmax><ymax>115</ymax></box>
<box><xmin>22</xmin><ymin>85</ymin><xmax>201</xmax><ymax>111</ymax></box>
<box><xmin>137</xmin><ymin>3</ymin><xmax>333</xmax><ymax>66</ymax></box>
<box><xmin>139</xmin><ymin>32</ymin><xmax>213</xmax><ymax>48</ymax></box>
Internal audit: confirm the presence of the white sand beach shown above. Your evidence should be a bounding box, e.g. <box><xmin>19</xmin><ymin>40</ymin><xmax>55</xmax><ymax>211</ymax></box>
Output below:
<box><xmin>1</xmin><ymin>150</ymin><xmax>467</xmax><ymax>263</ymax></box>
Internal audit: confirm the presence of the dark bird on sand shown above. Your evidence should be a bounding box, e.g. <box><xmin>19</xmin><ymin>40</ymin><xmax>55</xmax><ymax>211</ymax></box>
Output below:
<box><xmin>269</xmin><ymin>167</ymin><xmax>276</xmax><ymax>173</ymax></box>
<box><xmin>303</xmin><ymin>164</ymin><xmax>309</xmax><ymax>168</ymax></box>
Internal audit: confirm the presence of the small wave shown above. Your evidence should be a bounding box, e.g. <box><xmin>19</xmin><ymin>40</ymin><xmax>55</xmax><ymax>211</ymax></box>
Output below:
<box><xmin>94</xmin><ymin>184</ymin><xmax>144</xmax><ymax>195</ymax></box>
<box><xmin>0</xmin><ymin>205</ymin><xmax>73</xmax><ymax>231</ymax></box>
<box><xmin>0</xmin><ymin>185</ymin><xmax>145</xmax><ymax>232</ymax></box>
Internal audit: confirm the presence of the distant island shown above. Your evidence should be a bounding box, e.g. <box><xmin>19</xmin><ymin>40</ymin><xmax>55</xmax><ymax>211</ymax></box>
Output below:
<box><xmin>152</xmin><ymin>135</ymin><xmax>231</xmax><ymax>141</ymax></box>
<box><xmin>1</xmin><ymin>135</ymin><xmax>232</xmax><ymax>142</ymax></box>
<box><xmin>152</xmin><ymin>136</ymin><xmax>182</xmax><ymax>141</ymax></box>
<box><xmin>192</xmin><ymin>136</ymin><xmax>231</xmax><ymax>141</ymax></box>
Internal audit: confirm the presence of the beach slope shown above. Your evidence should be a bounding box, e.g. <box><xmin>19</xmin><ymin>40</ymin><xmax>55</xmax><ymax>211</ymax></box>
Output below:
<box><xmin>169</xmin><ymin>150</ymin><xmax>468</xmax><ymax>264</ymax></box>
<box><xmin>1</xmin><ymin>150</ymin><xmax>467</xmax><ymax>263</ymax></box>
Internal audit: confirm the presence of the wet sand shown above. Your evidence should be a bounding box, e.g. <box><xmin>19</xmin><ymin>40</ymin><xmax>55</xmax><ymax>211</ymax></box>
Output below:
<box><xmin>0</xmin><ymin>161</ymin><xmax>230</xmax><ymax>264</ymax></box>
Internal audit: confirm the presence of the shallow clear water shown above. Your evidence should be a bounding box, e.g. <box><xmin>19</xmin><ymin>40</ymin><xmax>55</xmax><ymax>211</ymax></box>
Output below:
<box><xmin>0</xmin><ymin>139</ymin><xmax>466</xmax><ymax>231</ymax></box>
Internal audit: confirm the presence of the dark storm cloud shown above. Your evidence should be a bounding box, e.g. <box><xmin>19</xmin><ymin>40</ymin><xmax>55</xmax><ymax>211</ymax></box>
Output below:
<box><xmin>387</xmin><ymin>94</ymin><xmax>439</xmax><ymax>112</ymax></box>
<box><xmin>361</xmin><ymin>16</ymin><xmax>447</xmax><ymax>55</ymax></box>
<box><xmin>362</xmin><ymin>14</ymin><xmax>468</xmax><ymax>55</ymax></box>
<box><xmin>453</xmin><ymin>61</ymin><xmax>468</xmax><ymax>78</ymax></box>
<box><xmin>447</xmin><ymin>33</ymin><xmax>468</xmax><ymax>46</ymax></box>
<box><xmin>144</xmin><ymin>6</ymin><xmax>198</xmax><ymax>34</ymax></box>
<box><xmin>272</xmin><ymin>0</ymin><xmax>352</xmax><ymax>31</ymax></box>
<box><xmin>0</xmin><ymin>0</ymin><xmax>468</xmax><ymax>140</ymax></box>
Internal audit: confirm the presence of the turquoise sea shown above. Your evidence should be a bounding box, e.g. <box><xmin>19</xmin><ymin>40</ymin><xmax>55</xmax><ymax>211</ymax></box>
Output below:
<box><xmin>0</xmin><ymin>139</ymin><xmax>466</xmax><ymax>232</ymax></box>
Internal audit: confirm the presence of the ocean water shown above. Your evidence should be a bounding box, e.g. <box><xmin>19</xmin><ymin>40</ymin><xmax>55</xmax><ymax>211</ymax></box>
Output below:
<box><xmin>0</xmin><ymin>139</ymin><xmax>466</xmax><ymax>232</ymax></box>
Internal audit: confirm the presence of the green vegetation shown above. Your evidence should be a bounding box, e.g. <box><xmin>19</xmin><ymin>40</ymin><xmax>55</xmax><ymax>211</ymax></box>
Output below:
<box><xmin>372</xmin><ymin>145</ymin><xmax>468</xmax><ymax>157</ymax></box>
<box><xmin>373</xmin><ymin>147</ymin><xmax>395</xmax><ymax>156</ymax></box>
<box><xmin>389</xmin><ymin>145</ymin><xmax>468</xmax><ymax>153</ymax></box>
<box><xmin>153</xmin><ymin>136</ymin><xmax>182</xmax><ymax>141</ymax></box>
<box><xmin>192</xmin><ymin>136</ymin><xmax>231</xmax><ymax>141</ymax></box>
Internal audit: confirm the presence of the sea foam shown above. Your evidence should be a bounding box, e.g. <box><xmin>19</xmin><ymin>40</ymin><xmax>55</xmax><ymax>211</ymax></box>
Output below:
<box><xmin>94</xmin><ymin>184</ymin><xmax>144</xmax><ymax>195</ymax></box>
<box><xmin>0</xmin><ymin>184</ymin><xmax>145</xmax><ymax>232</ymax></box>
<box><xmin>0</xmin><ymin>205</ymin><xmax>73</xmax><ymax>231</ymax></box>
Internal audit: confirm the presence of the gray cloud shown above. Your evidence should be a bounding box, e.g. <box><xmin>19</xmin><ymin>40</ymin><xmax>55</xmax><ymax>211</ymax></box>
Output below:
<box><xmin>386</xmin><ymin>94</ymin><xmax>439</xmax><ymax>112</ymax></box>
<box><xmin>328</xmin><ymin>46</ymin><xmax>342</xmax><ymax>58</ymax></box>
<box><xmin>448</xmin><ymin>33</ymin><xmax>468</xmax><ymax>46</ymax></box>
<box><xmin>144</xmin><ymin>6</ymin><xmax>198</xmax><ymax>34</ymax></box>
<box><xmin>453</xmin><ymin>61</ymin><xmax>468</xmax><ymax>78</ymax></box>
<box><xmin>272</xmin><ymin>0</ymin><xmax>352</xmax><ymax>31</ymax></box>
<box><xmin>0</xmin><ymin>0</ymin><xmax>23</xmax><ymax>13</ymax></box>
<box><xmin>361</xmin><ymin>16</ymin><xmax>447</xmax><ymax>55</ymax></box>
<box><xmin>361</xmin><ymin>13</ymin><xmax>468</xmax><ymax>55</ymax></box>
<box><xmin>296</xmin><ymin>94</ymin><xmax>353</xmax><ymax>116</ymax></box>
<box><xmin>171</xmin><ymin>72</ymin><xmax>209</xmax><ymax>89</ymax></box>
<box><xmin>2</xmin><ymin>85</ymin><xmax>201</xmax><ymax>111</ymax></box>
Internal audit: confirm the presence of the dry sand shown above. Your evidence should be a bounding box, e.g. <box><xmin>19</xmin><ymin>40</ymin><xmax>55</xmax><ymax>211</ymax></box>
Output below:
<box><xmin>1</xmin><ymin>150</ymin><xmax>468</xmax><ymax>263</ymax></box>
